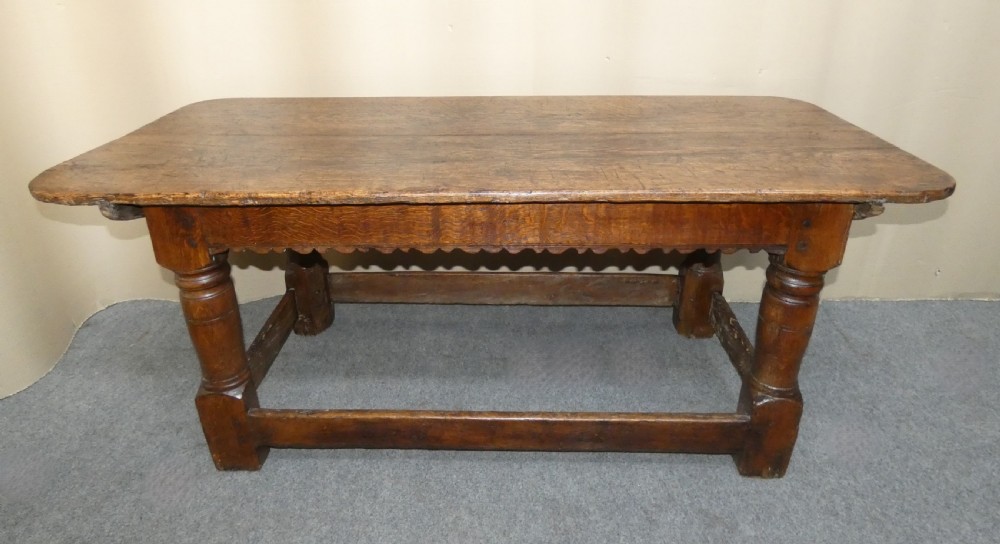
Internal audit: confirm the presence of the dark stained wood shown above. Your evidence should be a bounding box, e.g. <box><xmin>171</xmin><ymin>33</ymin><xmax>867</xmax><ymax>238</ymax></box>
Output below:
<box><xmin>781</xmin><ymin>203</ymin><xmax>855</xmax><ymax>272</ymax></box>
<box><xmin>173</xmin><ymin>252</ymin><xmax>268</xmax><ymax>470</ymax></box>
<box><xmin>247</xmin><ymin>291</ymin><xmax>297</xmax><ymax>387</ymax></box>
<box><xmin>249</xmin><ymin>409</ymin><xmax>750</xmax><ymax>454</ymax></box>
<box><xmin>285</xmin><ymin>250</ymin><xmax>334</xmax><ymax>335</ymax></box>
<box><xmin>327</xmin><ymin>271</ymin><xmax>679</xmax><ymax>307</ymax></box>
<box><xmin>171</xmin><ymin>257</ymin><xmax>249</xmax><ymax>393</ymax></box>
<box><xmin>673</xmin><ymin>250</ymin><xmax>724</xmax><ymax>338</ymax></box>
<box><xmin>709</xmin><ymin>292</ymin><xmax>752</xmax><ymax>379</ymax></box>
<box><xmin>29</xmin><ymin>97</ymin><xmax>955</xmax><ymax>207</ymax></box>
<box><xmin>29</xmin><ymin>96</ymin><xmax>955</xmax><ymax>476</ymax></box>
<box><xmin>728</xmin><ymin>205</ymin><xmax>852</xmax><ymax>478</ymax></box>
<box><xmin>735</xmin><ymin>254</ymin><xmax>830</xmax><ymax>478</ymax></box>
<box><xmin>143</xmin><ymin>207</ymin><xmax>268</xmax><ymax>469</ymax></box>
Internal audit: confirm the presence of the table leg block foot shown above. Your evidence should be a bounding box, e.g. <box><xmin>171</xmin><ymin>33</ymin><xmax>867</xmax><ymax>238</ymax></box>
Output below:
<box><xmin>196</xmin><ymin>384</ymin><xmax>270</xmax><ymax>470</ymax></box>
<box><xmin>734</xmin><ymin>392</ymin><xmax>802</xmax><ymax>478</ymax></box>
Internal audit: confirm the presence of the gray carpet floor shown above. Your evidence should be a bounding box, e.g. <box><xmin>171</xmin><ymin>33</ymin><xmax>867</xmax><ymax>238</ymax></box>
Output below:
<box><xmin>1</xmin><ymin>299</ymin><xmax>998</xmax><ymax>543</ymax></box>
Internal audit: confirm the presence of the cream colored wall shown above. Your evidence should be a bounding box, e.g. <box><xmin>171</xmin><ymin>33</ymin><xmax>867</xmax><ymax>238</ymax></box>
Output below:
<box><xmin>2</xmin><ymin>0</ymin><xmax>998</xmax><ymax>396</ymax></box>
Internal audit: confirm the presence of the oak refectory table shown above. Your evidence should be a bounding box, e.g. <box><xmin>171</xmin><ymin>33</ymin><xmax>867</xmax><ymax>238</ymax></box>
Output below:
<box><xmin>29</xmin><ymin>97</ymin><xmax>954</xmax><ymax>477</ymax></box>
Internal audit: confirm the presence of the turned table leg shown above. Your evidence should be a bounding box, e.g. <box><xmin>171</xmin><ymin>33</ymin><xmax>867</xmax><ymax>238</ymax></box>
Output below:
<box><xmin>735</xmin><ymin>253</ymin><xmax>825</xmax><ymax>477</ymax></box>
<box><xmin>177</xmin><ymin>253</ymin><xmax>269</xmax><ymax>470</ymax></box>
<box><xmin>673</xmin><ymin>250</ymin><xmax>724</xmax><ymax>338</ymax></box>
<box><xmin>285</xmin><ymin>249</ymin><xmax>334</xmax><ymax>335</ymax></box>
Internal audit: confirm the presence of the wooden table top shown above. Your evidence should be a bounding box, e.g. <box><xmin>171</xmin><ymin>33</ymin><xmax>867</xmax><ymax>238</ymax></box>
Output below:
<box><xmin>29</xmin><ymin>96</ymin><xmax>954</xmax><ymax>207</ymax></box>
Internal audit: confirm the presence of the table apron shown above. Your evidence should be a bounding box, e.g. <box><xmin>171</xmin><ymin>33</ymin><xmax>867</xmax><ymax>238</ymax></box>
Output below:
<box><xmin>153</xmin><ymin>202</ymin><xmax>854</xmax><ymax>256</ymax></box>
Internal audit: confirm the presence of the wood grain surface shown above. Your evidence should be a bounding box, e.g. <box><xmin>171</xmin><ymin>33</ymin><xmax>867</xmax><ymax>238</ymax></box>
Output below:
<box><xmin>248</xmin><ymin>409</ymin><xmax>751</xmax><ymax>454</ymax></box>
<box><xmin>29</xmin><ymin>96</ymin><xmax>955</xmax><ymax>206</ymax></box>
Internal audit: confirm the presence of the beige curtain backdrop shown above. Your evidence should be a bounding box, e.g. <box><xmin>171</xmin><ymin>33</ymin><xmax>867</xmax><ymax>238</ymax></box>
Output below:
<box><xmin>2</xmin><ymin>0</ymin><xmax>998</xmax><ymax>396</ymax></box>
